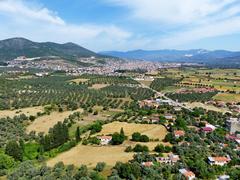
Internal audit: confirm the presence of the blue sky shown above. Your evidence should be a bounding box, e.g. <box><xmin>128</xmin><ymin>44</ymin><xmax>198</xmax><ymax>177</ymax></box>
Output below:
<box><xmin>0</xmin><ymin>0</ymin><xmax>240</xmax><ymax>51</ymax></box>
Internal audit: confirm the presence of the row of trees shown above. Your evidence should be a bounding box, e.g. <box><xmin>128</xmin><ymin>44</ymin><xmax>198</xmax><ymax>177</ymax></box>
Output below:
<box><xmin>39</xmin><ymin>122</ymin><xmax>69</xmax><ymax>151</ymax></box>
<box><xmin>0</xmin><ymin>75</ymin><xmax>153</xmax><ymax>110</ymax></box>
<box><xmin>166</xmin><ymin>91</ymin><xmax>218</xmax><ymax>102</ymax></box>
<box><xmin>150</xmin><ymin>77</ymin><xmax>181</xmax><ymax>91</ymax></box>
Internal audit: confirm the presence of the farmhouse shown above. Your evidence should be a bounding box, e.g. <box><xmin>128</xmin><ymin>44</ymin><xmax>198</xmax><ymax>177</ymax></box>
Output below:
<box><xmin>164</xmin><ymin>114</ymin><xmax>174</xmax><ymax>120</ymax></box>
<box><xmin>139</xmin><ymin>99</ymin><xmax>159</xmax><ymax>108</ymax></box>
<box><xmin>156</xmin><ymin>154</ymin><xmax>180</xmax><ymax>164</ymax></box>
<box><xmin>179</xmin><ymin>169</ymin><xmax>195</xmax><ymax>180</ymax></box>
<box><xmin>97</xmin><ymin>136</ymin><xmax>112</xmax><ymax>145</ymax></box>
<box><xmin>150</xmin><ymin>115</ymin><xmax>160</xmax><ymax>123</ymax></box>
<box><xmin>174</xmin><ymin>130</ymin><xmax>185</xmax><ymax>138</ymax></box>
<box><xmin>208</xmin><ymin>156</ymin><xmax>231</xmax><ymax>166</ymax></box>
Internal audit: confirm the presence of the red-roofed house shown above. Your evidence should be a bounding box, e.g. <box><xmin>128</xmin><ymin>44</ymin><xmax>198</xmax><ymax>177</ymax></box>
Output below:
<box><xmin>179</xmin><ymin>169</ymin><xmax>195</xmax><ymax>180</ymax></box>
<box><xmin>201</xmin><ymin>127</ymin><xmax>214</xmax><ymax>133</ymax></box>
<box><xmin>141</xmin><ymin>161</ymin><xmax>154</xmax><ymax>167</ymax></box>
<box><xmin>208</xmin><ymin>156</ymin><xmax>231</xmax><ymax>166</ymax></box>
<box><xmin>174</xmin><ymin>130</ymin><xmax>185</xmax><ymax>138</ymax></box>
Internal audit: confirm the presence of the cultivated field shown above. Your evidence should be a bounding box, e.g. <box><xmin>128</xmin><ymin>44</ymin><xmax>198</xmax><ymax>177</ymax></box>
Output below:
<box><xmin>26</xmin><ymin>109</ymin><xmax>83</xmax><ymax>134</ymax></box>
<box><xmin>47</xmin><ymin>145</ymin><xmax>134</xmax><ymax>167</ymax></box>
<box><xmin>89</xmin><ymin>84</ymin><xmax>110</xmax><ymax>89</ymax></box>
<box><xmin>185</xmin><ymin>102</ymin><xmax>230</xmax><ymax>113</ymax></box>
<box><xmin>0</xmin><ymin>106</ymin><xmax>44</xmax><ymax>118</ymax></box>
<box><xmin>213</xmin><ymin>93</ymin><xmax>240</xmax><ymax>103</ymax></box>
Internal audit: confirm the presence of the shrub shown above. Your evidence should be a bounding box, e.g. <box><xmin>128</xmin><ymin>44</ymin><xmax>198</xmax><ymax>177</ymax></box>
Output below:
<box><xmin>29</xmin><ymin>115</ymin><xmax>36</xmax><ymax>122</ymax></box>
<box><xmin>0</xmin><ymin>153</ymin><xmax>15</xmax><ymax>170</ymax></box>
<box><xmin>95</xmin><ymin>162</ymin><xmax>106</xmax><ymax>172</ymax></box>
<box><xmin>133</xmin><ymin>144</ymin><xmax>149</xmax><ymax>152</ymax></box>
<box><xmin>125</xmin><ymin>146</ymin><xmax>132</xmax><ymax>152</ymax></box>
<box><xmin>90</xmin><ymin>122</ymin><xmax>102</xmax><ymax>134</ymax></box>
<box><xmin>131</xmin><ymin>132</ymin><xmax>149</xmax><ymax>142</ymax></box>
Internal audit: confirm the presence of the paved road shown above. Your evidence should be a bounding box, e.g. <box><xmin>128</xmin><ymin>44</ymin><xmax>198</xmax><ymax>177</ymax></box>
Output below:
<box><xmin>139</xmin><ymin>82</ymin><xmax>193</xmax><ymax>112</ymax></box>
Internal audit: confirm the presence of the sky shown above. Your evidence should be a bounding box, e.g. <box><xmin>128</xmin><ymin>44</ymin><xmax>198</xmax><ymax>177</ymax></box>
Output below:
<box><xmin>0</xmin><ymin>0</ymin><xmax>240</xmax><ymax>51</ymax></box>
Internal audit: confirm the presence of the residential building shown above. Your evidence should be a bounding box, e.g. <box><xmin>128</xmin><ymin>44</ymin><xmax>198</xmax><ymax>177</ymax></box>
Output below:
<box><xmin>226</xmin><ymin>118</ymin><xmax>240</xmax><ymax>134</ymax></box>
<box><xmin>179</xmin><ymin>169</ymin><xmax>195</xmax><ymax>180</ymax></box>
<box><xmin>156</xmin><ymin>154</ymin><xmax>180</xmax><ymax>164</ymax></box>
<box><xmin>174</xmin><ymin>130</ymin><xmax>185</xmax><ymax>138</ymax></box>
<box><xmin>97</xmin><ymin>136</ymin><xmax>112</xmax><ymax>145</ymax></box>
<box><xmin>208</xmin><ymin>156</ymin><xmax>231</xmax><ymax>166</ymax></box>
<box><xmin>217</xmin><ymin>175</ymin><xmax>230</xmax><ymax>180</ymax></box>
<box><xmin>141</xmin><ymin>161</ymin><xmax>154</xmax><ymax>167</ymax></box>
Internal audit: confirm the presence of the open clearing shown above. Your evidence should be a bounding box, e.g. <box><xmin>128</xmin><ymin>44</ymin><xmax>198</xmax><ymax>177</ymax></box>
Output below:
<box><xmin>0</xmin><ymin>106</ymin><xmax>44</xmax><ymax>119</ymax></box>
<box><xmin>213</xmin><ymin>93</ymin><xmax>240</xmax><ymax>103</ymax></box>
<box><xmin>89</xmin><ymin>84</ymin><xmax>110</xmax><ymax>89</ymax></box>
<box><xmin>98</xmin><ymin>121</ymin><xmax>167</xmax><ymax>140</ymax></box>
<box><xmin>26</xmin><ymin>109</ymin><xmax>83</xmax><ymax>134</ymax></box>
<box><xmin>48</xmin><ymin>122</ymin><xmax>168</xmax><ymax>167</ymax></box>
<box><xmin>47</xmin><ymin>145</ymin><xmax>134</xmax><ymax>167</ymax></box>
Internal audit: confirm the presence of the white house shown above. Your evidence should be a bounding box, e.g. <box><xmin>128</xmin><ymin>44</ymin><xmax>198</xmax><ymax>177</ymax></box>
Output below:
<box><xmin>97</xmin><ymin>136</ymin><xmax>112</xmax><ymax>145</ymax></box>
<box><xmin>217</xmin><ymin>175</ymin><xmax>230</xmax><ymax>180</ymax></box>
<box><xmin>156</xmin><ymin>154</ymin><xmax>180</xmax><ymax>164</ymax></box>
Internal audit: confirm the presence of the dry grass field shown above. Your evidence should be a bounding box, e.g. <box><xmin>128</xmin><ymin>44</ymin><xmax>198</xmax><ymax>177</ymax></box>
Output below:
<box><xmin>0</xmin><ymin>106</ymin><xmax>44</xmax><ymax>119</ymax></box>
<box><xmin>26</xmin><ymin>109</ymin><xmax>83</xmax><ymax>134</ymax></box>
<box><xmin>213</xmin><ymin>93</ymin><xmax>240</xmax><ymax>103</ymax></box>
<box><xmin>185</xmin><ymin>102</ymin><xmax>230</xmax><ymax>113</ymax></box>
<box><xmin>137</xmin><ymin>80</ymin><xmax>153</xmax><ymax>87</ymax></box>
<box><xmin>47</xmin><ymin>145</ymin><xmax>134</xmax><ymax>167</ymax></box>
<box><xmin>48</xmin><ymin>122</ymin><xmax>168</xmax><ymax>167</ymax></box>
<box><xmin>89</xmin><ymin>84</ymin><xmax>110</xmax><ymax>89</ymax></box>
<box><xmin>69</xmin><ymin>78</ymin><xmax>89</xmax><ymax>84</ymax></box>
<box><xmin>98</xmin><ymin>121</ymin><xmax>167</xmax><ymax>140</ymax></box>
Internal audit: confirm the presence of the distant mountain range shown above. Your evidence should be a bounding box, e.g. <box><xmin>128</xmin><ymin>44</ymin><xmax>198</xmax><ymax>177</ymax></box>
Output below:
<box><xmin>100</xmin><ymin>49</ymin><xmax>240</xmax><ymax>67</ymax></box>
<box><xmin>0</xmin><ymin>37</ymin><xmax>101</xmax><ymax>62</ymax></box>
<box><xmin>1</xmin><ymin>38</ymin><xmax>240</xmax><ymax>68</ymax></box>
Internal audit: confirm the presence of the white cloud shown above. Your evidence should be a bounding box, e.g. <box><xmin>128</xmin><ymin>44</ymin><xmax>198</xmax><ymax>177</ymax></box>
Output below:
<box><xmin>0</xmin><ymin>0</ymin><xmax>132</xmax><ymax>51</ymax></box>
<box><xmin>106</xmin><ymin>0</ymin><xmax>240</xmax><ymax>49</ymax></box>
<box><xmin>0</xmin><ymin>0</ymin><xmax>65</xmax><ymax>25</ymax></box>
<box><xmin>107</xmin><ymin>0</ymin><xmax>237</xmax><ymax>24</ymax></box>
<box><xmin>160</xmin><ymin>16</ymin><xmax>240</xmax><ymax>47</ymax></box>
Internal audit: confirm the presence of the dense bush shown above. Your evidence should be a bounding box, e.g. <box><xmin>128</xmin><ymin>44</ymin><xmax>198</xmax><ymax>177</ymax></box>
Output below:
<box><xmin>133</xmin><ymin>144</ymin><xmax>149</xmax><ymax>152</ymax></box>
<box><xmin>111</xmin><ymin>128</ymin><xmax>126</xmax><ymax>145</ymax></box>
<box><xmin>131</xmin><ymin>132</ymin><xmax>150</xmax><ymax>142</ymax></box>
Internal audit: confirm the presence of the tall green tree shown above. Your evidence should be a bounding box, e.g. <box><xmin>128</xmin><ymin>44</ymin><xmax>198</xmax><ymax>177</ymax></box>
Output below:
<box><xmin>75</xmin><ymin>126</ymin><xmax>81</xmax><ymax>142</ymax></box>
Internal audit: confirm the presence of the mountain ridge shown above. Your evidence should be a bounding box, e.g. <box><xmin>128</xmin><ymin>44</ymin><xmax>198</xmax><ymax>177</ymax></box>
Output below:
<box><xmin>0</xmin><ymin>37</ymin><xmax>101</xmax><ymax>62</ymax></box>
<box><xmin>99</xmin><ymin>49</ymin><xmax>240</xmax><ymax>67</ymax></box>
